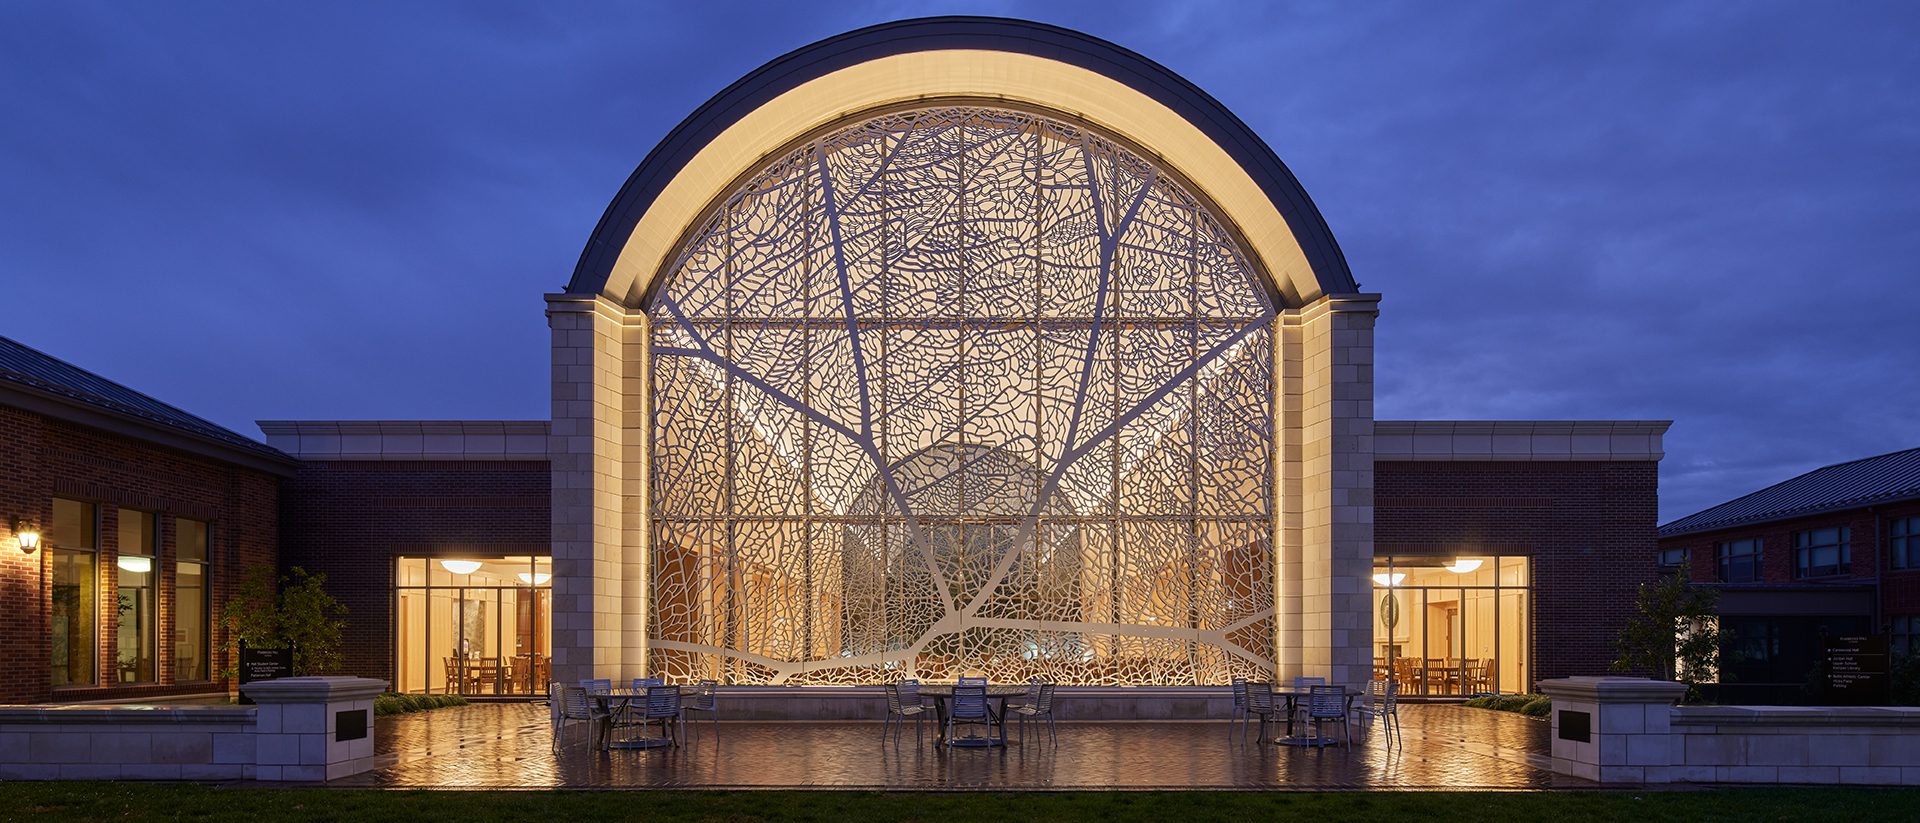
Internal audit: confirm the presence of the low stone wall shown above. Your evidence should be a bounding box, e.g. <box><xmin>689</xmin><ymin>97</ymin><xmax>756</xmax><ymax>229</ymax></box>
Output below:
<box><xmin>1672</xmin><ymin>706</ymin><xmax>1920</xmax><ymax>784</ymax></box>
<box><xmin>0</xmin><ymin>676</ymin><xmax>385</xmax><ymax>782</ymax></box>
<box><xmin>692</xmin><ymin>686</ymin><xmax>1234</xmax><ymax>722</ymax></box>
<box><xmin>1539</xmin><ymin>676</ymin><xmax>1920</xmax><ymax>786</ymax></box>
<box><xmin>0</xmin><ymin>705</ymin><xmax>255</xmax><ymax>780</ymax></box>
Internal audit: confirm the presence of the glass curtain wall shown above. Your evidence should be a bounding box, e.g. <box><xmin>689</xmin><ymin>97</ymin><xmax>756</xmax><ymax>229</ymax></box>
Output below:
<box><xmin>394</xmin><ymin>557</ymin><xmax>552</xmax><ymax>695</ymax></box>
<box><xmin>1371</xmin><ymin>555</ymin><xmax>1530</xmax><ymax>696</ymax></box>
<box><xmin>50</xmin><ymin>498</ymin><xmax>98</xmax><ymax>687</ymax></box>
<box><xmin>116</xmin><ymin>509</ymin><xmax>158</xmax><ymax>682</ymax></box>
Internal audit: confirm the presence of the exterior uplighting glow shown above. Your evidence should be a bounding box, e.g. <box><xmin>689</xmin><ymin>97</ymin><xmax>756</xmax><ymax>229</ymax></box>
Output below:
<box><xmin>1445</xmin><ymin>559</ymin><xmax>1484</xmax><ymax>574</ymax></box>
<box><xmin>439</xmin><ymin>559</ymin><xmax>482</xmax><ymax>575</ymax></box>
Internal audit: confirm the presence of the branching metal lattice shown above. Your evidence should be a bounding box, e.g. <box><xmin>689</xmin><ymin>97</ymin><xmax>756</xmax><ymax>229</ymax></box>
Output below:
<box><xmin>649</xmin><ymin>106</ymin><xmax>1276</xmax><ymax>685</ymax></box>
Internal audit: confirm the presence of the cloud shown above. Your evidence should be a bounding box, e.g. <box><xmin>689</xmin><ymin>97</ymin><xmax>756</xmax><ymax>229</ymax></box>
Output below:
<box><xmin>1</xmin><ymin>1</ymin><xmax>1915</xmax><ymax>522</ymax></box>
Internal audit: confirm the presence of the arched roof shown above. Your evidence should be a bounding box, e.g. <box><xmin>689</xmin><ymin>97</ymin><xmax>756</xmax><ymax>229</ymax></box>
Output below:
<box><xmin>567</xmin><ymin>16</ymin><xmax>1356</xmax><ymax>309</ymax></box>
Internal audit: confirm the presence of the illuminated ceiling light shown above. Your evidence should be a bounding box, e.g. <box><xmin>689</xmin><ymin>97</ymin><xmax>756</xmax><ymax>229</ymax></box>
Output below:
<box><xmin>117</xmin><ymin>556</ymin><xmax>152</xmax><ymax>574</ymax></box>
<box><xmin>11</xmin><ymin>519</ymin><xmax>39</xmax><ymax>554</ymax></box>
<box><xmin>1445</xmin><ymin>559</ymin><xmax>1484</xmax><ymax>574</ymax></box>
<box><xmin>1372</xmin><ymin>572</ymin><xmax>1406</xmax><ymax>587</ymax></box>
<box><xmin>440</xmin><ymin>559</ymin><xmax>483</xmax><ymax>575</ymax></box>
<box><xmin>517</xmin><ymin>572</ymin><xmax>551</xmax><ymax>585</ymax></box>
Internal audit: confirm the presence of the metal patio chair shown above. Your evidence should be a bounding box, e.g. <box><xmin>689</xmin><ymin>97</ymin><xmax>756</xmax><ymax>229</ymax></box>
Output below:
<box><xmin>631</xmin><ymin>676</ymin><xmax>665</xmax><ymax>689</ymax></box>
<box><xmin>1008</xmin><ymin>682</ymin><xmax>1058</xmax><ymax>744</ymax></box>
<box><xmin>1305</xmin><ymin>684</ymin><xmax>1350</xmax><ymax>748</ymax></box>
<box><xmin>945</xmin><ymin>684</ymin><xmax>1001</xmax><ymax>746</ymax></box>
<box><xmin>1290</xmin><ymin>676</ymin><xmax>1327</xmax><ymax>733</ymax></box>
<box><xmin>1244</xmin><ymin>682</ymin><xmax>1278</xmax><ymax>743</ymax></box>
<box><xmin>1360</xmin><ymin>678</ymin><xmax>1401</xmax><ymax>746</ymax></box>
<box><xmin>630</xmin><ymin>683</ymin><xmax>683</xmax><ymax>748</ymax></box>
<box><xmin>882</xmin><ymin>681</ymin><xmax>927</xmax><ymax>741</ymax></box>
<box><xmin>549</xmin><ymin>682</ymin><xmax>596</xmax><ymax>752</ymax></box>
<box><xmin>1229</xmin><ymin>677</ymin><xmax>1250</xmax><ymax>740</ymax></box>
<box><xmin>682</xmin><ymin>678</ymin><xmax>720</xmax><ymax>739</ymax></box>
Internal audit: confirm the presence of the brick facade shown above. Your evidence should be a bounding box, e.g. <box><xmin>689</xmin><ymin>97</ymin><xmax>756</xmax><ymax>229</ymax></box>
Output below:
<box><xmin>1375</xmin><ymin>459</ymin><xmax>1662</xmax><ymax>683</ymax></box>
<box><xmin>0</xmin><ymin>406</ymin><xmax>279</xmax><ymax>704</ymax></box>
<box><xmin>1657</xmin><ymin>500</ymin><xmax>1920</xmax><ymax>624</ymax></box>
<box><xmin>277</xmin><ymin>460</ymin><xmax>550</xmax><ymax>682</ymax></box>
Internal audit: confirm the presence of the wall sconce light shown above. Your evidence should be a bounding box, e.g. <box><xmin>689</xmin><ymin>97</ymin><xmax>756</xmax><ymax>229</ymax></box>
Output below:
<box><xmin>12</xmin><ymin>519</ymin><xmax>39</xmax><ymax>554</ymax></box>
<box><xmin>439</xmin><ymin>559</ymin><xmax>482</xmax><ymax>575</ymax></box>
<box><xmin>117</xmin><ymin>555</ymin><xmax>153</xmax><ymax>574</ymax></box>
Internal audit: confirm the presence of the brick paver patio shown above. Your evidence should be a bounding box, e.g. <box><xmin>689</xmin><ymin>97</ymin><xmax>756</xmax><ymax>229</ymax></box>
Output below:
<box><xmin>340</xmin><ymin>702</ymin><xmax>1592</xmax><ymax>789</ymax></box>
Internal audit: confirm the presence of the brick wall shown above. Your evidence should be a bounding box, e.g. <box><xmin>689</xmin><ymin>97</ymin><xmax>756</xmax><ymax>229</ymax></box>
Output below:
<box><xmin>1374</xmin><ymin>460</ymin><xmax>1661</xmax><ymax>683</ymax></box>
<box><xmin>0</xmin><ymin>406</ymin><xmax>279</xmax><ymax>704</ymax></box>
<box><xmin>1657</xmin><ymin>500</ymin><xmax>1920</xmax><ymax>621</ymax></box>
<box><xmin>277</xmin><ymin>460</ymin><xmax>549</xmax><ymax>682</ymax></box>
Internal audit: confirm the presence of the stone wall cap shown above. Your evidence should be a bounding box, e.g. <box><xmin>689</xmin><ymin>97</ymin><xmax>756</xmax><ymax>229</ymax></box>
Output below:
<box><xmin>0</xmin><ymin>704</ymin><xmax>255</xmax><ymax>724</ymax></box>
<box><xmin>1673</xmin><ymin>705</ymin><xmax>1920</xmax><ymax>727</ymax></box>
<box><xmin>239</xmin><ymin>676</ymin><xmax>389</xmax><ymax>703</ymax></box>
<box><xmin>1537</xmin><ymin>676</ymin><xmax>1690</xmax><ymax>702</ymax></box>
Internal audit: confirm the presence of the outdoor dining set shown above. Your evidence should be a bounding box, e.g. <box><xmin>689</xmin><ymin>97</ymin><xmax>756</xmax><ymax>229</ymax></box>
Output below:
<box><xmin>881</xmin><ymin>677</ymin><xmax>1059</xmax><ymax>747</ymax></box>
<box><xmin>548</xmin><ymin>678</ymin><xmax>721</xmax><ymax>751</ymax></box>
<box><xmin>547</xmin><ymin>673</ymin><xmax>1401</xmax><ymax>752</ymax></box>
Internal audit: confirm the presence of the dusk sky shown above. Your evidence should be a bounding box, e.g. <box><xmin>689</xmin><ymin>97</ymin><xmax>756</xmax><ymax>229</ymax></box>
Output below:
<box><xmin>2</xmin><ymin>1</ymin><xmax>1915</xmax><ymax>523</ymax></box>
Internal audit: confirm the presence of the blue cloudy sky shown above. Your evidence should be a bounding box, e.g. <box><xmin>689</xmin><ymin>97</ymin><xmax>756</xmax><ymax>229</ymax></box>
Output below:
<box><xmin>2</xmin><ymin>1</ymin><xmax>1915</xmax><ymax>522</ymax></box>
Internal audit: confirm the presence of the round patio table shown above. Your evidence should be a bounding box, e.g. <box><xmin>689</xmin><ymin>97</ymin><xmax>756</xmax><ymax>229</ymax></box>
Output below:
<box><xmin>914</xmin><ymin>684</ymin><xmax>1030</xmax><ymax>747</ymax></box>
<box><xmin>1267</xmin><ymin>685</ymin><xmax>1360</xmax><ymax>747</ymax></box>
<box><xmin>589</xmin><ymin>686</ymin><xmax>698</xmax><ymax>750</ymax></box>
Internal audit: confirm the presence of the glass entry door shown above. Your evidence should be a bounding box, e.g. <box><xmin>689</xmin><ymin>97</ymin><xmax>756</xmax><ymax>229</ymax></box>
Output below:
<box><xmin>395</xmin><ymin>557</ymin><xmax>552</xmax><ymax>695</ymax></box>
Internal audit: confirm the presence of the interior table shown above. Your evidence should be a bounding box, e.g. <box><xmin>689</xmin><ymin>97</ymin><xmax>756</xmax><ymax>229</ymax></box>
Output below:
<box><xmin>1267</xmin><ymin>685</ymin><xmax>1360</xmax><ymax>747</ymax></box>
<box><xmin>913</xmin><ymin>684</ymin><xmax>1031</xmax><ymax>747</ymax></box>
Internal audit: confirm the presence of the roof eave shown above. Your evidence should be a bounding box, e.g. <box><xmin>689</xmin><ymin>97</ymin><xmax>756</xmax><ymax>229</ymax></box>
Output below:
<box><xmin>0</xmin><ymin>382</ymin><xmax>298</xmax><ymax>476</ymax></box>
<box><xmin>1658</xmin><ymin>491</ymin><xmax>1920</xmax><ymax>539</ymax></box>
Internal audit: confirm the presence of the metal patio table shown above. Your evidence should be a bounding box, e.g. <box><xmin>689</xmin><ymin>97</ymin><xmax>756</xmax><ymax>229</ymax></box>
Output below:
<box><xmin>589</xmin><ymin>686</ymin><xmax>697</xmax><ymax>750</ymax></box>
<box><xmin>914</xmin><ymin>684</ymin><xmax>1029</xmax><ymax>747</ymax></box>
<box><xmin>1267</xmin><ymin>684</ymin><xmax>1360</xmax><ymax>747</ymax></box>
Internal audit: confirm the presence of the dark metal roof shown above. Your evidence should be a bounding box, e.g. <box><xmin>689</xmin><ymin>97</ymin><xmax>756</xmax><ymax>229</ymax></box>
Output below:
<box><xmin>567</xmin><ymin>15</ymin><xmax>1356</xmax><ymax>308</ymax></box>
<box><xmin>1659</xmin><ymin>447</ymin><xmax>1920</xmax><ymax>537</ymax></box>
<box><xmin>0</xmin><ymin>335</ymin><xmax>291</xmax><ymax>465</ymax></box>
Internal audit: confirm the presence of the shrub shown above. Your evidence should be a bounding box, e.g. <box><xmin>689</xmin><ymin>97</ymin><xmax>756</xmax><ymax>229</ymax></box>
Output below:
<box><xmin>1464</xmin><ymin>693</ymin><xmax>1550</xmax><ymax>717</ymax></box>
<box><xmin>373</xmin><ymin>692</ymin><xmax>469</xmax><ymax>716</ymax></box>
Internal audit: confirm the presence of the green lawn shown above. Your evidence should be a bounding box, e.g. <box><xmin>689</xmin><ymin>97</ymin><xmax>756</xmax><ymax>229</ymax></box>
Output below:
<box><xmin>3</xmin><ymin>785</ymin><xmax>1918</xmax><ymax>823</ymax></box>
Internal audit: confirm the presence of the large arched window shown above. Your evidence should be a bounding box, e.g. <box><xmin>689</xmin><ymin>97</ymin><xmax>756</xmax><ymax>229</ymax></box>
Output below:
<box><xmin>648</xmin><ymin>106</ymin><xmax>1275</xmax><ymax>685</ymax></box>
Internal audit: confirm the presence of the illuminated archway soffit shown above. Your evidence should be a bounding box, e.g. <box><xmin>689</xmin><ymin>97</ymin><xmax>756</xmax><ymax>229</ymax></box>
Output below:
<box><xmin>568</xmin><ymin>17</ymin><xmax>1355</xmax><ymax>310</ymax></box>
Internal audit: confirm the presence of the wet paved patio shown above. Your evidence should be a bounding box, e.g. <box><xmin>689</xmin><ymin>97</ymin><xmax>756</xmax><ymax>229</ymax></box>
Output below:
<box><xmin>341</xmin><ymin>702</ymin><xmax>1594</xmax><ymax>790</ymax></box>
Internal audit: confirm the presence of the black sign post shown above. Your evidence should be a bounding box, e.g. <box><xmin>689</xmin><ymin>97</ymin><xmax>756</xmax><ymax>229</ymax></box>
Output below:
<box><xmin>1824</xmin><ymin>635</ymin><xmax>1889</xmax><ymax>706</ymax></box>
<box><xmin>237</xmin><ymin>642</ymin><xmax>294</xmax><ymax>705</ymax></box>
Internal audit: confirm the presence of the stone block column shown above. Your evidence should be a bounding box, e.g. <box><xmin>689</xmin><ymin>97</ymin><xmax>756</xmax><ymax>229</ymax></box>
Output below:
<box><xmin>1276</xmin><ymin>294</ymin><xmax>1378</xmax><ymax>688</ymax></box>
<box><xmin>1538</xmin><ymin>676</ymin><xmax>1687</xmax><ymax>783</ymax></box>
<box><xmin>546</xmin><ymin>293</ymin><xmax>647</xmax><ymax>686</ymax></box>
<box><xmin>241</xmin><ymin>676</ymin><xmax>387</xmax><ymax>782</ymax></box>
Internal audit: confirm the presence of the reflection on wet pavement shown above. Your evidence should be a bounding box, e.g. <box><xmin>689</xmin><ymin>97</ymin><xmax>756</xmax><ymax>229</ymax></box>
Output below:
<box><xmin>343</xmin><ymin>703</ymin><xmax>1594</xmax><ymax>789</ymax></box>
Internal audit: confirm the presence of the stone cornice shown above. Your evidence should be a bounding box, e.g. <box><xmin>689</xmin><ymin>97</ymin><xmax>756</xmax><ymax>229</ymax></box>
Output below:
<box><xmin>1375</xmin><ymin>420</ymin><xmax>1671</xmax><ymax>462</ymax></box>
<box><xmin>256</xmin><ymin>420</ymin><xmax>549</xmax><ymax>462</ymax></box>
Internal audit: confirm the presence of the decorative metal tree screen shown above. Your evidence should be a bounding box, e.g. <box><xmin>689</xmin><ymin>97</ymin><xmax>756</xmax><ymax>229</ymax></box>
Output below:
<box><xmin>648</xmin><ymin>106</ymin><xmax>1276</xmax><ymax>685</ymax></box>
